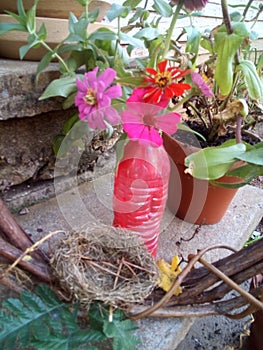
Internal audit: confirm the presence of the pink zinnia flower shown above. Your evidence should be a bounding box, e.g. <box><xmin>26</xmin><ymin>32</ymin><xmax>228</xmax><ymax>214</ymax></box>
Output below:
<box><xmin>191</xmin><ymin>71</ymin><xmax>214</xmax><ymax>97</ymax></box>
<box><xmin>75</xmin><ymin>67</ymin><xmax>122</xmax><ymax>129</ymax></box>
<box><xmin>121</xmin><ymin>102</ymin><xmax>181</xmax><ymax>147</ymax></box>
<box><xmin>172</xmin><ymin>0</ymin><xmax>208</xmax><ymax>12</ymax></box>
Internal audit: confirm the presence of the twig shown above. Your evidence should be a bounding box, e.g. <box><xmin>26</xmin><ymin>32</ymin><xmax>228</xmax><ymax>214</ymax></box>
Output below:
<box><xmin>81</xmin><ymin>257</ymin><xmax>130</xmax><ymax>281</ymax></box>
<box><xmin>198</xmin><ymin>257</ymin><xmax>263</xmax><ymax>312</ymax></box>
<box><xmin>128</xmin><ymin>284</ymin><xmax>263</xmax><ymax>319</ymax></box>
<box><xmin>129</xmin><ymin>245</ymin><xmax>235</xmax><ymax>320</ymax></box>
<box><xmin>113</xmin><ymin>258</ymin><xmax>124</xmax><ymax>289</ymax></box>
<box><xmin>0</xmin><ymin>231</ymin><xmax>63</xmax><ymax>282</ymax></box>
<box><xmin>0</xmin><ymin>199</ymin><xmax>47</xmax><ymax>262</ymax></box>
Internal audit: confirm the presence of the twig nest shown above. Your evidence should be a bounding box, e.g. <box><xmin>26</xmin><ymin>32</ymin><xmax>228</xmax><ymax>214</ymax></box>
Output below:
<box><xmin>50</xmin><ymin>224</ymin><xmax>159</xmax><ymax>307</ymax></box>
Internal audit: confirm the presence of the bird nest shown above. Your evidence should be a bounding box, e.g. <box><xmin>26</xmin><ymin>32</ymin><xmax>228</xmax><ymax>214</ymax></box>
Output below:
<box><xmin>50</xmin><ymin>224</ymin><xmax>159</xmax><ymax>308</ymax></box>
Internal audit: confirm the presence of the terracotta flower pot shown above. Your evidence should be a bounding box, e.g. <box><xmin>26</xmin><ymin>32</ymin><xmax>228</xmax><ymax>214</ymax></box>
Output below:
<box><xmin>162</xmin><ymin>133</ymin><xmax>241</xmax><ymax>225</ymax></box>
<box><xmin>0</xmin><ymin>0</ymin><xmax>112</xmax><ymax>21</ymax></box>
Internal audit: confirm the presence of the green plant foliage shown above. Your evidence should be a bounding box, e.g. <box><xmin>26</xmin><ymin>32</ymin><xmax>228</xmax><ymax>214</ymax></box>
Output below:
<box><xmin>237</xmin><ymin>60</ymin><xmax>263</xmax><ymax>101</ymax></box>
<box><xmin>88</xmin><ymin>303</ymin><xmax>140</xmax><ymax>350</ymax></box>
<box><xmin>214</xmin><ymin>23</ymin><xmax>249</xmax><ymax>96</ymax></box>
<box><xmin>184</xmin><ymin>140</ymin><xmax>246</xmax><ymax>180</ymax></box>
<box><xmin>39</xmin><ymin>75</ymin><xmax>79</xmax><ymax>100</ymax></box>
<box><xmin>0</xmin><ymin>285</ymin><xmax>105</xmax><ymax>350</ymax></box>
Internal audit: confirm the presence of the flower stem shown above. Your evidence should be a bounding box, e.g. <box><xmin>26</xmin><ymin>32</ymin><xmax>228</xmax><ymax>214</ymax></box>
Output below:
<box><xmin>221</xmin><ymin>0</ymin><xmax>233</xmax><ymax>34</ymax></box>
<box><xmin>235</xmin><ymin>114</ymin><xmax>242</xmax><ymax>144</ymax></box>
<box><xmin>162</xmin><ymin>0</ymin><xmax>184</xmax><ymax>59</ymax></box>
<box><xmin>40</xmin><ymin>40</ymin><xmax>71</xmax><ymax>73</ymax></box>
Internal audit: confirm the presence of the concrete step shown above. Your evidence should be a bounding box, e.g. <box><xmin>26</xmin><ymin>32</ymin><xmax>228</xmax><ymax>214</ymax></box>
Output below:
<box><xmin>10</xmin><ymin>171</ymin><xmax>263</xmax><ymax>350</ymax></box>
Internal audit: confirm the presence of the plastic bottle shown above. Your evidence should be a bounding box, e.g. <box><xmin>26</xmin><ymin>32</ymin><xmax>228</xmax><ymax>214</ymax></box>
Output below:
<box><xmin>112</xmin><ymin>139</ymin><xmax>170</xmax><ymax>257</ymax></box>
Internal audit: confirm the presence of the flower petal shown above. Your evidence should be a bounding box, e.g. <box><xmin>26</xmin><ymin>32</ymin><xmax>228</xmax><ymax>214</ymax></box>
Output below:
<box><xmin>156</xmin><ymin>112</ymin><xmax>181</xmax><ymax>135</ymax></box>
<box><xmin>98</xmin><ymin>68</ymin><xmax>117</xmax><ymax>87</ymax></box>
<box><xmin>157</xmin><ymin>60</ymin><xmax>167</xmax><ymax>73</ymax></box>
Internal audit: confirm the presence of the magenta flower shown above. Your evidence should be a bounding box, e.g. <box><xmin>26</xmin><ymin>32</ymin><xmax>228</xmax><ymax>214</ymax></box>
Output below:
<box><xmin>191</xmin><ymin>71</ymin><xmax>214</xmax><ymax>97</ymax></box>
<box><xmin>75</xmin><ymin>67</ymin><xmax>122</xmax><ymax>129</ymax></box>
<box><xmin>128</xmin><ymin>87</ymin><xmax>169</xmax><ymax>107</ymax></box>
<box><xmin>172</xmin><ymin>0</ymin><xmax>208</xmax><ymax>11</ymax></box>
<box><xmin>121</xmin><ymin>103</ymin><xmax>181</xmax><ymax>147</ymax></box>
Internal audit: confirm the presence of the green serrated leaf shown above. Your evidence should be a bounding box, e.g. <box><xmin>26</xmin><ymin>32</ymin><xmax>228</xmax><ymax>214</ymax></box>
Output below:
<box><xmin>0</xmin><ymin>286</ymin><xmax>67</xmax><ymax>349</ymax></box>
<box><xmin>103</xmin><ymin>319</ymin><xmax>139</xmax><ymax>350</ymax></box>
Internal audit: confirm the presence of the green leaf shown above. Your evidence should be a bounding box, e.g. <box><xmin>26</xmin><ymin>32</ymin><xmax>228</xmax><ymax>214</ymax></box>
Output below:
<box><xmin>62</xmin><ymin>113</ymin><xmax>80</xmax><ymax>135</ymax></box>
<box><xmin>19</xmin><ymin>37</ymin><xmax>40</xmax><ymax>60</ymax></box>
<box><xmin>17</xmin><ymin>0</ymin><xmax>27</xmax><ymax>18</ymax></box>
<box><xmin>0</xmin><ymin>22</ymin><xmax>26</xmax><ymax>35</ymax></box>
<box><xmin>39</xmin><ymin>75</ymin><xmax>78</xmax><ymax>99</ymax></box>
<box><xmin>0</xmin><ymin>285</ymin><xmax>67</xmax><ymax>349</ymax></box>
<box><xmin>185</xmin><ymin>26</ymin><xmax>201</xmax><ymax>57</ymax></box>
<box><xmin>214</xmin><ymin>22</ymin><xmax>249</xmax><ymax>96</ymax></box>
<box><xmin>256</xmin><ymin>52</ymin><xmax>263</xmax><ymax>75</ymax></box>
<box><xmin>123</xmin><ymin>0</ymin><xmax>143</xmax><ymax>8</ymax></box>
<box><xmin>236</xmin><ymin>142</ymin><xmax>263</xmax><ymax>165</ymax></box>
<box><xmin>120</xmin><ymin>32</ymin><xmax>145</xmax><ymax>48</ymax></box>
<box><xmin>177</xmin><ymin>123</ymin><xmax>206</xmax><ymax>141</ymax></box>
<box><xmin>214</xmin><ymin>33</ymin><xmax>243</xmax><ymax>95</ymax></box>
<box><xmin>184</xmin><ymin>141</ymin><xmax>246</xmax><ymax>180</ymax></box>
<box><xmin>106</xmin><ymin>4</ymin><xmax>130</xmax><ymax>21</ymax></box>
<box><xmin>26</xmin><ymin>4</ymin><xmax>37</xmax><ymax>33</ymax></box>
<box><xmin>134</xmin><ymin>28</ymin><xmax>160</xmax><ymax>41</ymax></box>
<box><xmin>103</xmin><ymin>319</ymin><xmax>139</xmax><ymax>350</ymax></box>
<box><xmin>88</xmin><ymin>30</ymin><xmax>118</xmax><ymax>41</ymax></box>
<box><xmin>36</xmin><ymin>52</ymin><xmax>54</xmax><ymax>79</ymax></box>
<box><xmin>200</xmin><ymin>37</ymin><xmax>213</xmax><ymax>53</ymax></box>
<box><xmin>152</xmin><ymin>0</ymin><xmax>172</xmax><ymax>17</ymax></box>
<box><xmin>0</xmin><ymin>285</ymin><xmax>106</xmax><ymax>350</ymax></box>
<box><xmin>213</xmin><ymin>163</ymin><xmax>263</xmax><ymax>188</ymax></box>
<box><xmin>237</xmin><ymin>60</ymin><xmax>263</xmax><ymax>101</ymax></box>
<box><xmin>37</xmin><ymin>22</ymin><xmax>47</xmax><ymax>40</ymax></box>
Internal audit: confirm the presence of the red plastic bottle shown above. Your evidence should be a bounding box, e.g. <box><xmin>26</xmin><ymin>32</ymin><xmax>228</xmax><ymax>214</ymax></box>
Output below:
<box><xmin>112</xmin><ymin>140</ymin><xmax>170</xmax><ymax>258</ymax></box>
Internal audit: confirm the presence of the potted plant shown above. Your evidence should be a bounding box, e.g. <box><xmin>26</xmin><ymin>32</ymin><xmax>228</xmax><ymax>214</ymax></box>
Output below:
<box><xmin>160</xmin><ymin>0</ymin><xmax>263</xmax><ymax>224</ymax></box>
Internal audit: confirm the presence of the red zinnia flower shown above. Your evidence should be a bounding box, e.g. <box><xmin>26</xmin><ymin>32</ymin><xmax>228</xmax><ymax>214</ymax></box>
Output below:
<box><xmin>142</xmin><ymin>60</ymin><xmax>191</xmax><ymax>105</ymax></box>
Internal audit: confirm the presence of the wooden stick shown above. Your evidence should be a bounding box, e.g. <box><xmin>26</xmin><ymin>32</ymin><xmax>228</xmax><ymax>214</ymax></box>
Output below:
<box><xmin>0</xmin><ymin>236</ymin><xmax>52</xmax><ymax>282</ymax></box>
<box><xmin>128</xmin><ymin>284</ymin><xmax>263</xmax><ymax>319</ymax></box>
<box><xmin>0</xmin><ymin>199</ymin><xmax>47</xmax><ymax>262</ymax></box>
<box><xmin>198</xmin><ymin>256</ymin><xmax>263</xmax><ymax>312</ymax></box>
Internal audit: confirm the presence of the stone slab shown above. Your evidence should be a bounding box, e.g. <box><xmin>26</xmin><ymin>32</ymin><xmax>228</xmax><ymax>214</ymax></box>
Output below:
<box><xmin>12</xmin><ymin>172</ymin><xmax>263</xmax><ymax>350</ymax></box>
<box><xmin>0</xmin><ymin>59</ymin><xmax>61</xmax><ymax>120</ymax></box>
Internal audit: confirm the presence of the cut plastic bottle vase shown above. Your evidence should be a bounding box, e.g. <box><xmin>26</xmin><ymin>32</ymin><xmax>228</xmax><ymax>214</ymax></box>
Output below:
<box><xmin>112</xmin><ymin>140</ymin><xmax>170</xmax><ymax>258</ymax></box>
